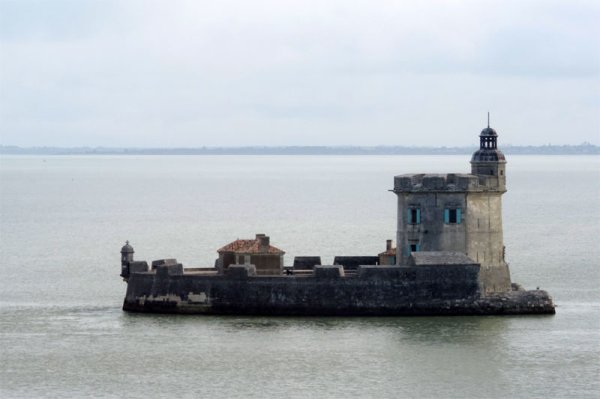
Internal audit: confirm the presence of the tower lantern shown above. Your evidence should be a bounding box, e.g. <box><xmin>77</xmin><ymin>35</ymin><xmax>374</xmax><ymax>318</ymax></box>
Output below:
<box><xmin>470</xmin><ymin>115</ymin><xmax>506</xmax><ymax>191</ymax></box>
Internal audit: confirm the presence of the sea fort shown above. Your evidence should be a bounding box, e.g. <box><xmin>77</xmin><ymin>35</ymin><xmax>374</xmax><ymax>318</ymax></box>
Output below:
<box><xmin>119</xmin><ymin>122</ymin><xmax>555</xmax><ymax>315</ymax></box>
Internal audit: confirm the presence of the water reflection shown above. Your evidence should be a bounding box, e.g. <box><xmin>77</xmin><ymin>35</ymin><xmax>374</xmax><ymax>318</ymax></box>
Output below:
<box><xmin>118</xmin><ymin>312</ymin><xmax>519</xmax><ymax>346</ymax></box>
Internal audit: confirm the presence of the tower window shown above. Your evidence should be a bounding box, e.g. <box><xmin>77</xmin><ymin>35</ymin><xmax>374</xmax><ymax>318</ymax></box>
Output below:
<box><xmin>444</xmin><ymin>208</ymin><xmax>462</xmax><ymax>224</ymax></box>
<box><xmin>407</xmin><ymin>207</ymin><xmax>421</xmax><ymax>224</ymax></box>
<box><xmin>410</xmin><ymin>243</ymin><xmax>421</xmax><ymax>252</ymax></box>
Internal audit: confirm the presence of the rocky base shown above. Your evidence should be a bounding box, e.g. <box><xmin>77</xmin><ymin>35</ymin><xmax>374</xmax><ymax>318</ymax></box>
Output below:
<box><xmin>122</xmin><ymin>289</ymin><xmax>555</xmax><ymax>316</ymax></box>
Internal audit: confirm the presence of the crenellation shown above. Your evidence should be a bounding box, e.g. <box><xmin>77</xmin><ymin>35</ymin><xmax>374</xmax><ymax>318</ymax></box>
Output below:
<box><xmin>394</xmin><ymin>173</ymin><xmax>493</xmax><ymax>192</ymax></box>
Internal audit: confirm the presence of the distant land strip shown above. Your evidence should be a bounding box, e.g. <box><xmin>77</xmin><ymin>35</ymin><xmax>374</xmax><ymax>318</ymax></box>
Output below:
<box><xmin>1</xmin><ymin>144</ymin><xmax>598</xmax><ymax>155</ymax></box>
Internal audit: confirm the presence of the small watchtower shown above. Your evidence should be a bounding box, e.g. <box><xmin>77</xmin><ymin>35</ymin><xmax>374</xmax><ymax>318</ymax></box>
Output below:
<box><xmin>120</xmin><ymin>241</ymin><xmax>134</xmax><ymax>278</ymax></box>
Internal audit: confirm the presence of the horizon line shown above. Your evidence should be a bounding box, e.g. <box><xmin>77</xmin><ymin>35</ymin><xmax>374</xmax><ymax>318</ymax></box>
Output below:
<box><xmin>1</xmin><ymin>143</ymin><xmax>597</xmax><ymax>156</ymax></box>
<box><xmin>1</xmin><ymin>143</ymin><xmax>598</xmax><ymax>149</ymax></box>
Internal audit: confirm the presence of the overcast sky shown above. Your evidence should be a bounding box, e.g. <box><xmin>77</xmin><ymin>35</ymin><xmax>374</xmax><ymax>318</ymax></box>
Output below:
<box><xmin>0</xmin><ymin>0</ymin><xmax>598</xmax><ymax>147</ymax></box>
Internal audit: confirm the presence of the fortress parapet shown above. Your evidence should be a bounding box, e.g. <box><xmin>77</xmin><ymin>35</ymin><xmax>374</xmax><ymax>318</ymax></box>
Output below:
<box><xmin>121</xmin><ymin>256</ymin><xmax>554</xmax><ymax>315</ymax></box>
<box><xmin>226</xmin><ymin>264</ymin><xmax>257</xmax><ymax>279</ymax></box>
<box><xmin>394</xmin><ymin>173</ymin><xmax>477</xmax><ymax>192</ymax></box>
<box><xmin>314</xmin><ymin>265</ymin><xmax>345</xmax><ymax>279</ymax></box>
<box><xmin>393</xmin><ymin>173</ymin><xmax>503</xmax><ymax>193</ymax></box>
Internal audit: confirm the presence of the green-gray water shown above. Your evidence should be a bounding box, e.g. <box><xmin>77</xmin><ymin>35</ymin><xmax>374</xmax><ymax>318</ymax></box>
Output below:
<box><xmin>1</xmin><ymin>155</ymin><xmax>598</xmax><ymax>398</ymax></box>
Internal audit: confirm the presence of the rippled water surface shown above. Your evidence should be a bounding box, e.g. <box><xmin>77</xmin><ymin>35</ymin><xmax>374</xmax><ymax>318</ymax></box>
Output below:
<box><xmin>1</xmin><ymin>155</ymin><xmax>598</xmax><ymax>398</ymax></box>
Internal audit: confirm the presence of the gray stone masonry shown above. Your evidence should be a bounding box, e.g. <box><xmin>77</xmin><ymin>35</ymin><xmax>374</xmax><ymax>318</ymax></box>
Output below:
<box><xmin>122</xmin><ymin>262</ymin><xmax>554</xmax><ymax>315</ymax></box>
<box><xmin>314</xmin><ymin>265</ymin><xmax>345</xmax><ymax>278</ymax></box>
<box><xmin>293</xmin><ymin>256</ymin><xmax>322</xmax><ymax>270</ymax></box>
<box><xmin>409</xmin><ymin>252</ymin><xmax>479</xmax><ymax>266</ymax></box>
<box><xmin>393</xmin><ymin>172</ymin><xmax>512</xmax><ymax>293</ymax></box>
<box><xmin>226</xmin><ymin>264</ymin><xmax>257</xmax><ymax>279</ymax></box>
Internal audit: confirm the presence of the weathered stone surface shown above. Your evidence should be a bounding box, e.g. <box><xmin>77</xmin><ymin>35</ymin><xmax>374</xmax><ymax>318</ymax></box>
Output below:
<box><xmin>155</xmin><ymin>263</ymin><xmax>183</xmax><ymax>277</ymax></box>
<box><xmin>225</xmin><ymin>264</ymin><xmax>257</xmax><ymax>279</ymax></box>
<box><xmin>333</xmin><ymin>256</ymin><xmax>379</xmax><ymax>270</ymax></box>
<box><xmin>408</xmin><ymin>252</ymin><xmax>478</xmax><ymax>266</ymax></box>
<box><xmin>122</xmin><ymin>265</ymin><xmax>554</xmax><ymax>316</ymax></box>
<box><xmin>129</xmin><ymin>261</ymin><xmax>149</xmax><ymax>274</ymax></box>
<box><xmin>151</xmin><ymin>259</ymin><xmax>179</xmax><ymax>269</ymax></box>
<box><xmin>293</xmin><ymin>256</ymin><xmax>321</xmax><ymax>270</ymax></box>
<box><xmin>314</xmin><ymin>265</ymin><xmax>344</xmax><ymax>278</ymax></box>
<box><xmin>394</xmin><ymin>176</ymin><xmax>511</xmax><ymax>293</ymax></box>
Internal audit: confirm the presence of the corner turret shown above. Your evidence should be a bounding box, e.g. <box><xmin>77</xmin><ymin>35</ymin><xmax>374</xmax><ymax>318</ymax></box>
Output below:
<box><xmin>470</xmin><ymin>115</ymin><xmax>507</xmax><ymax>191</ymax></box>
<box><xmin>120</xmin><ymin>241</ymin><xmax>134</xmax><ymax>279</ymax></box>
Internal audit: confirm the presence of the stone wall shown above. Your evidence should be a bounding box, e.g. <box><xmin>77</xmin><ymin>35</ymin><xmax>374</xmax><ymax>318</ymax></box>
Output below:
<box><xmin>396</xmin><ymin>190</ymin><xmax>468</xmax><ymax>264</ymax></box>
<box><xmin>393</xmin><ymin>172</ymin><xmax>512</xmax><ymax>293</ymax></box>
<box><xmin>122</xmin><ymin>262</ymin><xmax>554</xmax><ymax>315</ymax></box>
<box><xmin>123</xmin><ymin>263</ymin><xmax>486</xmax><ymax>315</ymax></box>
<box><xmin>465</xmin><ymin>192</ymin><xmax>511</xmax><ymax>292</ymax></box>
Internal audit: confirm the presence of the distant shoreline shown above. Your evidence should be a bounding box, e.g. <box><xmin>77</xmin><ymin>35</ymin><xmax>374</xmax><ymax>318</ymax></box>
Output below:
<box><xmin>1</xmin><ymin>144</ymin><xmax>598</xmax><ymax>156</ymax></box>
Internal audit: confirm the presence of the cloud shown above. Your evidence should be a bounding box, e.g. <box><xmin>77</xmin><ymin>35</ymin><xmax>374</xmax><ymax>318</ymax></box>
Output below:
<box><xmin>0</xmin><ymin>0</ymin><xmax>598</xmax><ymax>146</ymax></box>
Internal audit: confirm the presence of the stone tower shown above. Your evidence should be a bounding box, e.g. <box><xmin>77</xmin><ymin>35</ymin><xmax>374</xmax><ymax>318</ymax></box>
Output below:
<box><xmin>120</xmin><ymin>241</ymin><xmax>134</xmax><ymax>278</ymax></box>
<box><xmin>392</xmin><ymin>122</ymin><xmax>511</xmax><ymax>293</ymax></box>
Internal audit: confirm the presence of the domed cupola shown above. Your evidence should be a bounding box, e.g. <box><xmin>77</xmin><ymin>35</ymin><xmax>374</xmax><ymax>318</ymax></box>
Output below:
<box><xmin>121</xmin><ymin>241</ymin><xmax>134</xmax><ymax>255</ymax></box>
<box><xmin>470</xmin><ymin>114</ymin><xmax>507</xmax><ymax>190</ymax></box>
<box><xmin>471</xmin><ymin>121</ymin><xmax>505</xmax><ymax>162</ymax></box>
<box><xmin>121</xmin><ymin>240</ymin><xmax>134</xmax><ymax>264</ymax></box>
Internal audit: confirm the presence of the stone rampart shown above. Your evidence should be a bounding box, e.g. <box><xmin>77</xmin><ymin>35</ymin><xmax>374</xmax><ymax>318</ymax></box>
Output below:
<box><xmin>225</xmin><ymin>264</ymin><xmax>257</xmax><ymax>278</ymax></box>
<box><xmin>314</xmin><ymin>265</ymin><xmax>345</xmax><ymax>278</ymax></box>
<box><xmin>120</xmin><ymin>262</ymin><xmax>556</xmax><ymax>316</ymax></box>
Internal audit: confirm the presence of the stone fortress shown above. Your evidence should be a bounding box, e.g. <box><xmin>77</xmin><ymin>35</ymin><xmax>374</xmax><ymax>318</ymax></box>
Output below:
<box><xmin>119</xmin><ymin>121</ymin><xmax>555</xmax><ymax>315</ymax></box>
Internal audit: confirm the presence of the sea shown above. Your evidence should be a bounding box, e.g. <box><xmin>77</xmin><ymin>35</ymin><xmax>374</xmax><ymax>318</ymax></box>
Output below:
<box><xmin>0</xmin><ymin>154</ymin><xmax>598</xmax><ymax>399</ymax></box>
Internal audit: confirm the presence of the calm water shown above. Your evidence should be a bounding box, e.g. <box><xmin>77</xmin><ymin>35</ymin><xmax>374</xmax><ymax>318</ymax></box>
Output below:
<box><xmin>1</xmin><ymin>155</ymin><xmax>598</xmax><ymax>398</ymax></box>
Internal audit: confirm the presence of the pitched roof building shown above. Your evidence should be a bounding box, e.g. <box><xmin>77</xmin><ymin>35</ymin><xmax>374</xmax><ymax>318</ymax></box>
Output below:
<box><xmin>217</xmin><ymin>235</ymin><xmax>285</xmax><ymax>255</ymax></box>
<box><xmin>217</xmin><ymin>234</ymin><xmax>285</xmax><ymax>275</ymax></box>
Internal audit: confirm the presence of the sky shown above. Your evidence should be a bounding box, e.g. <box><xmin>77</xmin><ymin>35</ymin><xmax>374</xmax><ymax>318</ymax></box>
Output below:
<box><xmin>0</xmin><ymin>0</ymin><xmax>598</xmax><ymax>147</ymax></box>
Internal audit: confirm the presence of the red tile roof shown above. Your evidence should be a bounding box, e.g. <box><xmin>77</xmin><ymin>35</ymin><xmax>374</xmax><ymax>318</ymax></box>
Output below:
<box><xmin>217</xmin><ymin>239</ymin><xmax>285</xmax><ymax>255</ymax></box>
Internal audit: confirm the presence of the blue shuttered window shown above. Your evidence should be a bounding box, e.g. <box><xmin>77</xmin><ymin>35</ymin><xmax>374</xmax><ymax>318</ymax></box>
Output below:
<box><xmin>408</xmin><ymin>208</ymin><xmax>421</xmax><ymax>224</ymax></box>
<box><xmin>444</xmin><ymin>208</ymin><xmax>462</xmax><ymax>224</ymax></box>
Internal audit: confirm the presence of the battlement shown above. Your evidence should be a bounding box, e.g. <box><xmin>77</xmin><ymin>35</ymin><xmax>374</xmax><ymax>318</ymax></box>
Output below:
<box><xmin>394</xmin><ymin>173</ymin><xmax>476</xmax><ymax>192</ymax></box>
<box><xmin>393</xmin><ymin>173</ymin><xmax>502</xmax><ymax>192</ymax></box>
